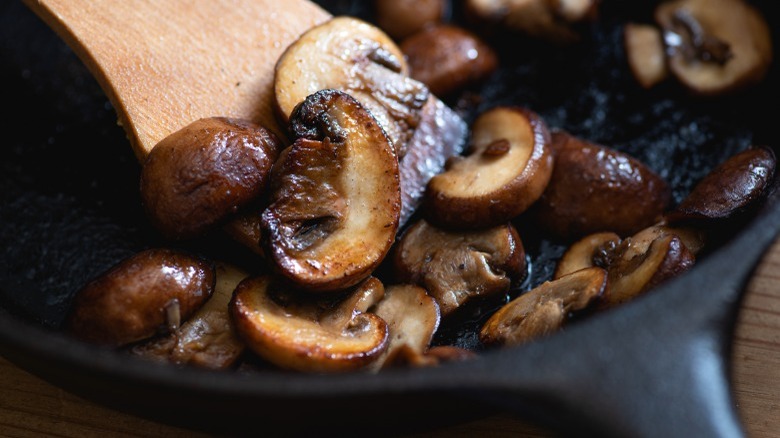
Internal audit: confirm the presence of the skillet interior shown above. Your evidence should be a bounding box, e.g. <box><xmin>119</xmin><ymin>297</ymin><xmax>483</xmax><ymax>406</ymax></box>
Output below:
<box><xmin>0</xmin><ymin>0</ymin><xmax>778</xmax><ymax>435</ymax></box>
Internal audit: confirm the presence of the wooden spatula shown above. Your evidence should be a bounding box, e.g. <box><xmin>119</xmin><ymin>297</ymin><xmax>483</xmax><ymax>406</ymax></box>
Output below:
<box><xmin>23</xmin><ymin>0</ymin><xmax>331</xmax><ymax>161</ymax></box>
<box><xmin>23</xmin><ymin>0</ymin><xmax>466</xmax><ymax>241</ymax></box>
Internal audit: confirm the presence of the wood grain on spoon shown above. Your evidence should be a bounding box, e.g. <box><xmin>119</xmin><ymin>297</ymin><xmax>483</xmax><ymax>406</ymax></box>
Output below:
<box><xmin>23</xmin><ymin>0</ymin><xmax>331</xmax><ymax>160</ymax></box>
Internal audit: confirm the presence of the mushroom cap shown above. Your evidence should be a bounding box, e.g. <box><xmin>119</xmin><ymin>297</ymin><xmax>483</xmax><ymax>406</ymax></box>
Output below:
<box><xmin>655</xmin><ymin>0</ymin><xmax>773</xmax><ymax>95</ymax></box>
<box><xmin>536</xmin><ymin>130</ymin><xmax>671</xmax><ymax>240</ymax></box>
<box><xmin>67</xmin><ymin>249</ymin><xmax>215</xmax><ymax>347</ymax></box>
<box><xmin>554</xmin><ymin>232</ymin><xmax>621</xmax><ymax>279</ymax></box>
<box><xmin>140</xmin><ymin>117</ymin><xmax>280</xmax><ymax>240</ymax></box>
<box><xmin>425</xmin><ymin>107</ymin><xmax>553</xmax><ymax>229</ymax></box>
<box><xmin>394</xmin><ymin>219</ymin><xmax>526</xmax><ymax>316</ymax></box>
<box><xmin>230</xmin><ymin>276</ymin><xmax>389</xmax><ymax>372</ymax></box>
<box><xmin>274</xmin><ymin>16</ymin><xmax>429</xmax><ymax>158</ymax></box>
<box><xmin>262</xmin><ymin>90</ymin><xmax>401</xmax><ymax>292</ymax></box>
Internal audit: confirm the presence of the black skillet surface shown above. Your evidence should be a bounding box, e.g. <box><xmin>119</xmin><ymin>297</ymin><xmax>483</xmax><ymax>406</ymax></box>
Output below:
<box><xmin>1</xmin><ymin>0</ymin><xmax>779</xmax><ymax>436</ymax></box>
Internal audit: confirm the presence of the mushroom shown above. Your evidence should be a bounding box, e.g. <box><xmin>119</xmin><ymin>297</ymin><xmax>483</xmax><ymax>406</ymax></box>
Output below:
<box><xmin>374</xmin><ymin>0</ymin><xmax>446</xmax><ymax>40</ymax></box>
<box><xmin>667</xmin><ymin>146</ymin><xmax>776</xmax><ymax>225</ymax></box>
<box><xmin>654</xmin><ymin>0</ymin><xmax>773</xmax><ymax>95</ymax></box>
<box><xmin>230</xmin><ymin>276</ymin><xmax>388</xmax><ymax>372</ymax></box>
<box><xmin>66</xmin><ymin>249</ymin><xmax>215</xmax><ymax>347</ymax></box>
<box><xmin>369</xmin><ymin>284</ymin><xmax>441</xmax><ymax>370</ymax></box>
<box><xmin>624</xmin><ymin>23</ymin><xmax>669</xmax><ymax>89</ymax></box>
<box><xmin>480</xmin><ymin>267</ymin><xmax>607</xmax><ymax>347</ymax></box>
<box><xmin>465</xmin><ymin>0</ymin><xmax>599</xmax><ymax>44</ymax></box>
<box><xmin>625</xmin><ymin>223</ymin><xmax>706</xmax><ymax>258</ymax></box>
<box><xmin>394</xmin><ymin>219</ymin><xmax>526</xmax><ymax>317</ymax></box>
<box><xmin>603</xmin><ymin>234</ymin><xmax>695</xmax><ymax>307</ymax></box>
<box><xmin>274</xmin><ymin>16</ymin><xmax>430</xmax><ymax>159</ymax></box>
<box><xmin>130</xmin><ymin>263</ymin><xmax>247</xmax><ymax>370</ymax></box>
<box><xmin>554</xmin><ymin>232</ymin><xmax>621</xmax><ymax>279</ymax></box>
<box><xmin>536</xmin><ymin>130</ymin><xmax>671</xmax><ymax>240</ymax></box>
<box><xmin>261</xmin><ymin>90</ymin><xmax>401</xmax><ymax>292</ymax></box>
<box><xmin>425</xmin><ymin>107</ymin><xmax>553</xmax><ymax>229</ymax></box>
<box><xmin>140</xmin><ymin>117</ymin><xmax>280</xmax><ymax>240</ymax></box>
<box><xmin>400</xmin><ymin>24</ymin><xmax>498</xmax><ymax>97</ymax></box>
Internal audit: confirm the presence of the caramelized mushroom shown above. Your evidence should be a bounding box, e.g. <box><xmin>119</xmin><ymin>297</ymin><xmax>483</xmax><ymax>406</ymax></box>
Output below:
<box><xmin>394</xmin><ymin>219</ymin><xmax>526</xmax><ymax>317</ymax></box>
<box><xmin>536</xmin><ymin>130</ymin><xmax>671</xmax><ymax>240</ymax></box>
<box><xmin>603</xmin><ymin>234</ymin><xmax>695</xmax><ymax>307</ymax></box>
<box><xmin>480</xmin><ymin>267</ymin><xmax>607</xmax><ymax>346</ymax></box>
<box><xmin>401</xmin><ymin>24</ymin><xmax>498</xmax><ymax>97</ymax></box>
<box><xmin>425</xmin><ymin>107</ymin><xmax>553</xmax><ymax>229</ymax></box>
<box><xmin>131</xmin><ymin>263</ymin><xmax>247</xmax><ymax>369</ymax></box>
<box><xmin>465</xmin><ymin>0</ymin><xmax>599</xmax><ymax>44</ymax></box>
<box><xmin>370</xmin><ymin>284</ymin><xmax>441</xmax><ymax>370</ymax></box>
<box><xmin>262</xmin><ymin>90</ymin><xmax>401</xmax><ymax>292</ymax></box>
<box><xmin>554</xmin><ymin>232</ymin><xmax>621</xmax><ymax>279</ymax></box>
<box><xmin>374</xmin><ymin>0</ymin><xmax>446</xmax><ymax>40</ymax></box>
<box><xmin>624</xmin><ymin>23</ymin><xmax>669</xmax><ymax>89</ymax></box>
<box><xmin>274</xmin><ymin>16</ymin><xmax>429</xmax><ymax>158</ymax></box>
<box><xmin>230</xmin><ymin>276</ymin><xmax>388</xmax><ymax>372</ymax></box>
<box><xmin>67</xmin><ymin>249</ymin><xmax>215</xmax><ymax>347</ymax></box>
<box><xmin>655</xmin><ymin>0</ymin><xmax>773</xmax><ymax>95</ymax></box>
<box><xmin>140</xmin><ymin>117</ymin><xmax>280</xmax><ymax>240</ymax></box>
<box><xmin>667</xmin><ymin>146</ymin><xmax>776</xmax><ymax>225</ymax></box>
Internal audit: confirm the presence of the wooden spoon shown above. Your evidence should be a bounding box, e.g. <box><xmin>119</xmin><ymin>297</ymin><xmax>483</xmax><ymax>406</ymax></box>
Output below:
<box><xmin>22</xmin><ymin>0</ymin><xmax>330</xmax><ymax>161</ymax></box>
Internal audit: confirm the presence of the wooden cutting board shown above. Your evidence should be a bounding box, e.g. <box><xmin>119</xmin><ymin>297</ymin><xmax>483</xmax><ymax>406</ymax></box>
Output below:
<box><xmin>1</xmin><ymin>237</ymin><xmax>779</xmax><ymax>437</ymax></box>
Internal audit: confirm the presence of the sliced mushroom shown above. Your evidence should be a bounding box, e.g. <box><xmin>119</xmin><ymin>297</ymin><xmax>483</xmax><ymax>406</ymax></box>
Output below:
<box><xmin>624</xmin><ymin>23</ymin><xmax>669</xmax><ymax>89</ymax></box>
<box><xmin>66</xmin><ymin>249</ymin><xmax>215</xmax><ymax>347</ymax></box>
<box><xmin>604</xmin><ymin>235</ymin><xmax>695</xmax><ymax>307</ymax></box>
<box><xmin>465</xmin><ymin>0</ymin><xmax>598</xmax><ymax>44</ymax></box>
<box><xmin>554</xmin><ymin>232</ymin><xmax>621</xmax><ymax>279</ymax></box>
<box><xmin>275</xmin><ymin>16</ymin><xmax>430</xmax><ymax>158</ymax></box>
<box><xmin>536</xmin><ymin>130</ymin><xmax>671</xmax><ymax>240</ymax></box>
<box><xmin>394</xmin><ymin>219</ymin><xmax>526</xmax><ymax>317</ymax></box>
<box><xmin>230</xmin><ymin>276</ymin><xmax>388</xmax><ymax>372</ymax></box>
<box><xmin>401</xmin><ymin>24</ymin><xmax>498</xmax><ymax>97</ymax></box>
<box><xmin>369</xmin><ymin>284</ymin><xmax>441</xmax><ymax>370</ymax></box>
<box><xmin>625</xmin><ymin>223</ymin><xmax>706</xmax><ymax>258</ymax></box>
<box><xmin>399</xmin><ymin>97</ymin><xmax>468</xmax><ymax>225</ymax></box>
<box><xmin>667</xmin><ymin>146</ymin><xmax>776</xmax><ymax>225</ymax></box>
<box><xmin>480</xmin><ymin>267</ymin><xmax>607</xmax><ymax>346</ymax></box>
<box><xmin>655</xmin><ymin>0</ymin><xmax>773</xmax><ymax>95</ymax></box>
<box><xmin>262</xmin><ymin>90</ymin><xmax>401</xmax><ymax>292</ymax></box>
<box><xmin>374</xmin><ymin>0</ymin><xmax>446</xmax><ymax>40</ymax></box>
<box><xmin>140</xmin><ymin>117</ymin><xmax>280</xmax><ymax>240</ymax></box>
<box><xmin>130</xmin><ymin>263</ymin><xmax>247</xmax><ymax>369</ymax></box>
<box><xmin>425</xmin><ymin>107</ymin><xmax>553</xmax><ymax>229</ymax></box>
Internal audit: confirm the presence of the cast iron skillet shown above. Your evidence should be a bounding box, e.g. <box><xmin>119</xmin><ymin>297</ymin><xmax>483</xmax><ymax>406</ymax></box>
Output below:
<box><xmin>0</xmin><ymin>0</ymin><xmax>778</xmax><ymax>436</ymax></box>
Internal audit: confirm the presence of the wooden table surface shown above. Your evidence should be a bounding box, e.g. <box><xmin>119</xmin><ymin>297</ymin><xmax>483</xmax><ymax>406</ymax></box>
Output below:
<box><xmin>2</xmin><ymin>238</ymin><xmax>780</xmax><ymax>437</ymax></box>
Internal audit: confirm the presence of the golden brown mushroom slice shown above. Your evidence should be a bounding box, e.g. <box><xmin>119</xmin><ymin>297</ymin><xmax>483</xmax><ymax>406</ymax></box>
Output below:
<box><xmin>130</xmin><ymin>263</ymin><xmax>248</xmax><ymax>370</ymax></box>
<box><xmin>394</xmin><ymin>219</ymin><xmax>526</xmax><ymax>317</ymax></box>
<box><xmin>655</xmin><ymin>0</ymin><xmax>773</xmax><ymax>96</ymax></box>
<box><xmin>536</xmin><ymin>130</ymin><xmax>671</xmax><ymax>240</ymax></box>
<box><xmin>667</xmin><ymin>146</ymin><xmax>776</xmax><ymax>225</ymax></box>
<box><xmin>554</xmin><ymin>232</ymin><xmax>621</xmax><ymax>279</ymax></box>
<box><xmin>624</xmin><ymin>23</ymin><xmax>669</xmax><ymax>89</ymax></box>
<box><xmin>66</xmin><ymin>249</ymin><xmax>215</xmax><ymax>347</ymax></box>
<box><xmin>480</xmin><ymin>267</ymin><xmax>607</xmax><ymax>347</ymax></box>
<box><xmin>370</xmin><ymin>284</ymin><xmax>441</xmax><ymax>370</ymax></box>
<box><xmin>262</xmin><ymin>90</ymin><xmax>401</xmax><ymax>292</ymax></box>
<box><xmin>275</xmin><ymin>16</ymin><xmax>429</xmax><ymax>159</ymax></box>
<box><xmin>603</xmin><ymin>234</ymin><xmax>695</xmax><ymax>308</ymax></box>
<box><xmin>230</xmin><ymin>276</ymin><xmax>388</xmax><ymax>373</ymax></box>
<box><xmin>425</xmin><ymin>107</ymin><xmax>553</xmax><ymax>229</ymax></box>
